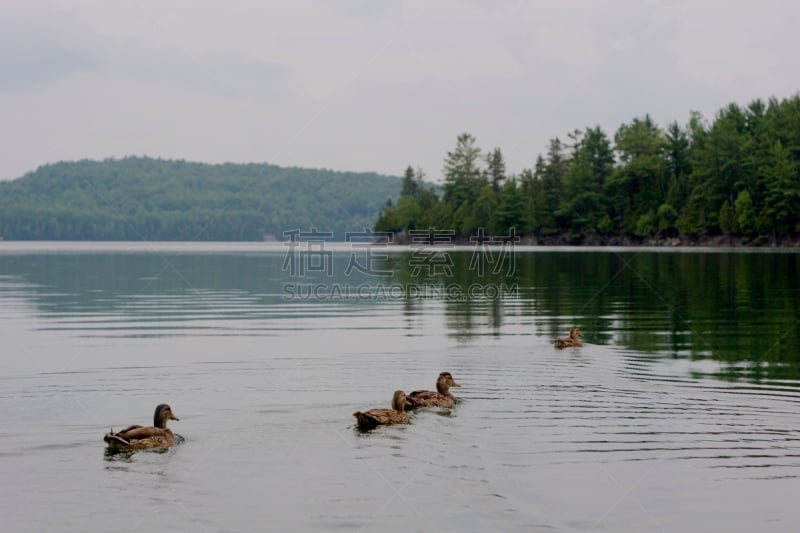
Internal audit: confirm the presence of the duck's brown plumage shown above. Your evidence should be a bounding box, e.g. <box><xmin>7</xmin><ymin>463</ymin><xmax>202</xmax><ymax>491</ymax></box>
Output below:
<box><xmin>353</xmin><ymin>390</ymin><xmax>410</xmax><ymax>429</ymax></box>
<box><xmin>406</xmin><ymin>372</ymin><xmax>460</xmax><ymax>409</ymax></box>
<box><xmin>104</xmin><ymin>404</ymin><xmax>180</xmax><ymax>450</ymax></box>
<box><xmin>554</xmin><ymin>326</ymin><xmax>583</xmax><ymax>349</ymax></box>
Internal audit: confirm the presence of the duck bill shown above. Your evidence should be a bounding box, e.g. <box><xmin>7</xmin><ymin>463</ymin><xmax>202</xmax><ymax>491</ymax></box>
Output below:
<box><xmin>170</xmin><ymin>414</ymin><xmax>180</xmax><ymax>421</ymax></box>
<box><xmin>451</xmin><ymin>381</ymin><xmax>461</xmax><ymax>388</ymax></box>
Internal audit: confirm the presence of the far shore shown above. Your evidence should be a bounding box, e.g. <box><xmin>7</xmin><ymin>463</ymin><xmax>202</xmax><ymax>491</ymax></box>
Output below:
<box><xmin>0</xmin><ymin>235</ymin><xmax>799</xmax><ymax>251</ymax></box>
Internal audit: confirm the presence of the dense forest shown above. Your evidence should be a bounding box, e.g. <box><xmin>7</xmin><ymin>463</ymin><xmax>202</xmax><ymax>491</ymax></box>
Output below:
<box><xmin>1</xmin><ymin>94</ymin><xmax>798</xmax><ymax>244</ymax></box>
<box><xmin>0</xmin><ymin>158</ymin><xmax>401</xmax><ymax>240</ymax></box>
<box><xmin>376</xmin><ymin>95</ymin><xmax>800</xmax><ymax>245</ymax></box>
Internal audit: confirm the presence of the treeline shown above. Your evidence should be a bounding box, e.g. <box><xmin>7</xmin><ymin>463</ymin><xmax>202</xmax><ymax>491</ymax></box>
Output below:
<box><xmin>0</xmin><ymin>157</ymin><xmax>400</xmax><ymax>240</ymax></box>
<box><xmin>376</xmin><ymin>95</ymin><xmax>800</xmax><ymax>244</ymax></box>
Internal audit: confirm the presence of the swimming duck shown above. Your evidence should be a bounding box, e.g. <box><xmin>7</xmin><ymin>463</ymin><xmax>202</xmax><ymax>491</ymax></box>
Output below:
<box><xmin>405</xmin><ymin>372</ymin><xmax>461</xmax><ymax>409</ymax></box>
<box><xmin>104</xmin><ymin>404</ymin><xmax>180</xmax><ymax>450</ymax></box>
<box><xmin>353</xmin><ymin>390</ymin><xmax>410</xmax><ymax>429</ymax></box>
<box><xmin>554</xmin><ymin>326</ymin><xmax>583</xmax><ymax>349</ymax></box>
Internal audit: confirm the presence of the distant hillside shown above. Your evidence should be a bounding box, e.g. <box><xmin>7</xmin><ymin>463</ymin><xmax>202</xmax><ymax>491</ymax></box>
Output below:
<box><xmin>0</xmin><ymin>157</ymin><xmax>401</xmax><ymax>240</ymax></box>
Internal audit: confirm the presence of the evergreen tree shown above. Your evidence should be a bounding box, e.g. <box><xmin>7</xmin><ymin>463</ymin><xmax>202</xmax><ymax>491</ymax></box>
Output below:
<box><xmin>443</xmin><ymin>133</ymin><xmax>484</xmax><ymax>210</ymax></box>
<box><xmin>664</xmin><ymin>121</ymin><xmax>692</xmax><ymax>207</ymax></box>
<box><xmin>400</xmin><ymin>166</ymin><xmax>419</xmax><ymax>198</ymax></box>
<box><xmin>719</xmin><ymin>200</ymin><xmax>734</xmax><ymax>235</ymax></box>
<box><xmin>561</xmin><ymin>126</ymin><xmax>614</xmax><ymax>235</ymax></box>
<box><xmin>734</xmin><ymin>190</ymin><xmax>757</xmax><ymax>237</ymax></box>
<box><xmin>760</xmin><ymin>140</ymin><xmax>799</xmax><ymax>237</ymax></box>
<box><xmin>692</xmin><ymin>103</ymin><xmax>750</xmax><ymax>230</ymax></box>
<box><xmin>486</xmin><ymin>148</ymin><xmax>506</xmax><ymax>194</ymax></box>
<box><xmin>495</xmin><ymin>179</ymin><xmax>526</xmax><ymax>236</ymax></box>
<box><xmin>540</xmin><ymin>138</ymin><xmax>567</xmax><ymax>234</ymax></box>
<box><xmin>608</xmin><ymin>115</ymin><xmax>668</xmax><ymax>233</ymax></box>
<box><xmin>456</xmin><ymin>185</ymin><xmax>496</xmax><ymax>235</ymax></box>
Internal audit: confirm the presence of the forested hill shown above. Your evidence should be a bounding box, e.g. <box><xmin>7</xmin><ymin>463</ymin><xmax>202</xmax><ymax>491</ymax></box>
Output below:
<box><xmin>377</xmin><ymin>94</ymin><xmax>800</xmax><ymax>246</ymax></box>
<box><xmin>0</xmin><ymin>157</ymin><xmax>401</xmax><ymax>240</ymax></box>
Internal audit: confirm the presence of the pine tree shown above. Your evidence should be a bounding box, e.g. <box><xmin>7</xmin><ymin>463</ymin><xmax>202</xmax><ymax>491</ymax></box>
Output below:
<box><xmin>443</xmin><ymin>133</ymin><xmax>484</xmax><ymax>209</ymax></box>
<box><xmin>486</xmin><ymin>148</ymin><xmax>506</xmax><ymax>194</ymax></box>
<box><xmin>400</xmin><ymin>166</ymin><xmax>419</xmax><ymax>198</ymax></box>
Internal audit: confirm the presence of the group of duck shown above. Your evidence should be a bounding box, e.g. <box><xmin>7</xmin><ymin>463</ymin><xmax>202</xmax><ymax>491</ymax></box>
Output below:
<box><xmin>351</xmin><ymin>327</ymin><xmax>582</xmax><ymax>430</ymax></box>
<box><xmin>102</xmin><ymin>372</ymin><xmax>461</xmax><ymax>450</ymax></box>
<box><xmin>103</xmin><ymin>328</ymin><xmax>582</xmax><ymax>449</ymax></box>
<box><xmin>352</xmin><ymin>371</ymin><xmax>461</xmax><ymax>430</ymax></box>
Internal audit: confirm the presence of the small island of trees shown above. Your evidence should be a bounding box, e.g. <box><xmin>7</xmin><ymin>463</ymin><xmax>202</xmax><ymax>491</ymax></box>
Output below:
<box><xmin>375</xmin><ymin>94</ymin><xmax>800</xmax><ymax>245</ymax></box>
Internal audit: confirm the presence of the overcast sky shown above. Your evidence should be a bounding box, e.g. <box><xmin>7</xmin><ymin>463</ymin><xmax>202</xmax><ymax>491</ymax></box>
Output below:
<box><xmin>1</xmin><ymin>0</ymin><xmax>798</xmax><ymax>182</ymax></box>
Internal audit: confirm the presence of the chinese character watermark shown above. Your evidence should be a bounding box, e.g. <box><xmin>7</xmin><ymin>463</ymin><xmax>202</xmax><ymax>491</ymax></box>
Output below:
<box><xmin>282</xmin><ymin>228</ymin><xmax>334</xmax><ymax>277</ymax></box>
<box><xmin>468</xmin><ymin>227</ymin><xmax>520</xmax><ymax>277</ymax></box>
<box><xmin>408</xmin><ymin>228</ymin><xmax>455</xmax><ymax>277</ymax></box>
<box><xmin>279</xmin><ymin>227</ymin><xmax>520</xmax><ymax>301</ymax></box>
<box><xmin>344</xmin><ymin>229</ymin><xmax>393</xmax><ymax>276</ymax></box>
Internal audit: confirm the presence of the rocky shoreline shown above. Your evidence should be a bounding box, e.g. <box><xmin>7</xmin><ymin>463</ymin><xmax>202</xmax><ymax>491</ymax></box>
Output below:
<box><xmin>426</xmin><ymin>233</ymin><xmax>800</xmax><ymax>248</ymax></box>
<box><xmin>516</xmin><ymin>233</ymin><xmax>800</xmax><ymax>248</ymax></box>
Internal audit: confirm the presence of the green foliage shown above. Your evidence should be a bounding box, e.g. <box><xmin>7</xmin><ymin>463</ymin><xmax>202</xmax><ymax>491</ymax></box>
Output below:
<box><xmin>375</xmin><ymin>94</ymin><xmax>800</xmax><ymax>244</ymax></box>
<box><xmin>608</xmin><ymin>115</ymin><xmax>668</xmax><ymax>233</ymax></box>
<box><xmin>664</xmin><ymin>121</ymin><xmax>692</xmax><ymax>207</ymax></box>
<box><xmin>495</xmin><ymin>179</ymin><xmax>526</xmax><ymax>235</ymax></box>
<box><xmin>635</xmin><ymin>211</ymin><xmax>655</xmax><ymax>237</ymax></box>
<box><xmin>656</xmin><ymin>203</ymin><xmax>678</xmax><ymax>235</ymax></box>
<box><xmin>400</xmin><ymin>166</ymin><xmax>419</xmax><ymax>198</ymax></box>
<box><xmin>532</xmin><ymin>140</ymin><xmax>568</xmax><ymax>234</ymax></box>
<box><xmin>597</xmin><ymin>214</ymin><xmax>614</xmax><ymax>235</ymax></box>
<box><xmin>734</xmin><ymin>190</ymin><xmax>757</xmax><ymax>237</ymax></box>
<box><xmin>374</xmin><ymin>199</ymin><xmax>399</xmax><ymax>234</ymax></box>
<box><xmin>0</xmin><ymin>157</ymin><xmax>401</xmax><ymax>240</ymax></box>
<box><xmin>486</xmin><ymin>148</ymin><xmax>506</xmax><ymax>194</ymax></box>
<box><xmin>457</xmin><ymin>185</ymin><xmax>496</xmax><ymax>235</ymax></box>
<box><xmin>760</xmin><ymin>141</ymin><xmax>799</xmax><ymax>236</ymax></box>
<box><xmin>3</xmin><ymin>94</ymin><xmax>798</xmax><ymax>245</ymax></box>
<box><xmin>719</xmin><ymin>200</ymin><xmax>734</xmax><ymax>235</ymax></box>
<box><xmin>442</xmin><ymin>133</ymin><xmax>484</xmax><ymax>209</ymax></box>
<box><xmin>394</xmin><ymin>196</ymin><xmax>422</xmax><ymax>234</ymax></box>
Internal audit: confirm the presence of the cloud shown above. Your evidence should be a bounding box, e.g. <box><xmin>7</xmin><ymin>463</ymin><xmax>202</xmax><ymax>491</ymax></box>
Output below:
<box><xmin>0</xmin><ymin>0</ymin><xmax>799</xmax><ymax>181</ymax></box>
<box><xmin>0</xmin><ymin>5</ymin><xmax>101</xmax><ymax>91</ymax></box>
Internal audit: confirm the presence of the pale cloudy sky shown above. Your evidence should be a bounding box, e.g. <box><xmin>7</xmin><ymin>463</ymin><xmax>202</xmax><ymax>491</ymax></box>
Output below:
<box><xmin>1</xmin><ymin>0</ymin><xmax>798</xmax><ymax>181</ymax></box>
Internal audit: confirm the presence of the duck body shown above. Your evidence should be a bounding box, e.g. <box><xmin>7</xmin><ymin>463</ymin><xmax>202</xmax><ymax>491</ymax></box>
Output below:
<box><xmin>353</xmin><ymin>390</ymin><xmax>410</xmax><ymax>430</ymax></box>
<box><xmin>104</xmin><ymin>404</ymin><xmax>180</xmax><ymax>450</ymax></box>
<box><xmin>405</xmin><ymin>390</ymin><xmax>455</xmax><ymax>409</ymax></box>
<box><xmin>406</xmin><ymin>372</ymin><xmax>460</xmax><ymax>409</ymax></box>
<box><xmin>554</xmin><ymin>326</ymin><xmax>583</xmax><ymax>349</ymax></box>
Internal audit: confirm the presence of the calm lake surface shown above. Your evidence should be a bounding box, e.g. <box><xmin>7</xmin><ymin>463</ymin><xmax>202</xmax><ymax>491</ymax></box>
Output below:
<box><xmin>1</xmin><ymin>242</ymin><xmax>799</xmax><ymax>532</ymax></box>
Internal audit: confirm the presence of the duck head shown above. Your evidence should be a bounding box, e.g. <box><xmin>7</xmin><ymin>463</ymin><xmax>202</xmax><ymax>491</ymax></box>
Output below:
<box><xmin>391</xmin><ymin>390</ymin><xmax>408</xmax><ymax>412</ymax></box>
<box><xmin>154</xmin><ymin>404</ymin><xmax>180</xmax><ymax>428</ymax></box>
<box><xmin>436</xmin><ymin>372</ymin><xmax>460</xmax><ymax>394</ymax></box>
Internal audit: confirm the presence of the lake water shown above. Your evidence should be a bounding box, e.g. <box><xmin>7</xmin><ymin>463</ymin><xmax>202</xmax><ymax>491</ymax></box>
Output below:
<box><xmin>1</xmin><ymin>242</ymin><xmax>799</xmax><ymax>532</ymax></box>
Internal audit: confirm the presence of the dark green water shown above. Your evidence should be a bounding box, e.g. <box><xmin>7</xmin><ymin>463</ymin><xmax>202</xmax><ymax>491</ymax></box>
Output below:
<box><xmin>1</xmin><ymin>243</ymin><xmax>798</xmax><ymax>532</ymax></box>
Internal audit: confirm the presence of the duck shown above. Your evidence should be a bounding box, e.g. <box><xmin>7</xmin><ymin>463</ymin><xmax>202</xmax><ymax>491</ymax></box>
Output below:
<box><xmin>554</xmin><ymin>326</ymin><xmax>583</xmax><ymax>349</ymax></box>
<box><xmin>104</xmin><ymin>404</ymin><xmax>180</xmax><ymax>450</ymax></box>
<box><xmin>405</xmin><ymin>372</ymin><xmax>461</xmax><ymax>409</ymax></box>
<box><xmin>353</xmin><ymin>390</ymin><xmax>410</xmax><ymax>429</ymax></box>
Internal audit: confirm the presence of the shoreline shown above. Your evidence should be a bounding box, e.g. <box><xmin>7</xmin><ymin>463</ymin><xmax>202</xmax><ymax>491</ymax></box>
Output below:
<box><xmin>514</xmin><ymin>233</ymin><xmax>800</xmax><ymax>248</ymax></box>
<box><xmin>1</xmin><ymin>236</ymin><xmax>799</xmax><ymax>252</ymax></box>
<box><xmin>404</xmin><ymin>232</ymin><xmax>800</xmax><ymax>248</ymax></box>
